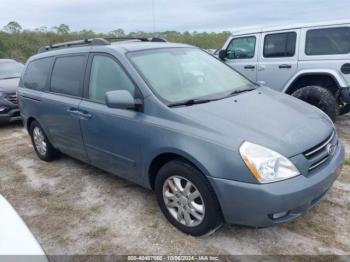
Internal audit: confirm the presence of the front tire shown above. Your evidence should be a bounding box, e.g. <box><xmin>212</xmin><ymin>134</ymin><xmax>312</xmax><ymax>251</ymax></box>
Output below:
<box><xmin>155</xmin><ymin>160</ymin><xmax>223</xmax><ymax>236</ymax></box>
<box><xmin>292</xmin><ymin>86</ymin><xmax>339</xmax><ymax>120</ymax></box>
<box><xmin>29</xmin><ymin>120</ymin><xmax>59</xmax><ymax>162</ymax></box>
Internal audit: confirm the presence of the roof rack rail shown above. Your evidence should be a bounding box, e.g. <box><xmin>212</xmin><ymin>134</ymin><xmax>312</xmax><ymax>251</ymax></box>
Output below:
<box><xmin>37</xmin><ymin>36</ymin><xmax>167</xmax><ymax>53</ymax></box>
<box><xmin>105</xmin><ymin>37</ymin><xmax>167</xmax><ymax>43</ymax></box>
<box><xmin>37</xmin><ymin>38</ymin><xmax>110</xmax><ymax>53</ymax></box>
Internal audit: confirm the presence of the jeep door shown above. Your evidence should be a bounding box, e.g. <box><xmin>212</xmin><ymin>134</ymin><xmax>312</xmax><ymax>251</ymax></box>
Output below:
<box><xmin>257</xmin><ymin>30</ymin><xmax>300</xmax><ymax>91</ymax></box>
<box><xmin>78</xmin><ymin>53</ymin><xmax>142</xmax><ymax>183</ymax></box>
<box><xmin>44</xmin><ymin>54</ymin><xmax>89</xmax><ymax>162</ymax></box>
<box><xmin>223</xmin><ymin>34</ymin><xmax>259</xmax><ymax>82</ymax></box>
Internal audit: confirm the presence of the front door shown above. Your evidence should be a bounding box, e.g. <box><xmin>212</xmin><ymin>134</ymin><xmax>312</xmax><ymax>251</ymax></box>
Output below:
<box><xmin>79</xmin><ymin>54</ymin><xmax>143</xmax><ymax>182</ymax></box>
<box><xmin>224</xmin><ymin>34</ymin><xmax>259</xmax><ymax>83</ymax></box>
<box><xmin>257</xmin><ymin>30</ymin><xmax>300</xmax><ymax>91</ymax></box>
<box><xmin>44</xmin><ymin>54</ymin><xmax>88</xmax><ymax>162</ymax></box>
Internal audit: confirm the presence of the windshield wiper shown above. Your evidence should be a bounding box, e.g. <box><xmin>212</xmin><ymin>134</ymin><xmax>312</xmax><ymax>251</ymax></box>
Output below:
<box><xmin>168</xmin><ymin>98</ymin><xmax>214</xmax><ymax>107</ymax></box>
<box><xmin>0</xmin><ymin>76</ymin><xmax>19</xmax><ymax>80</ymax></box>
<box><xmin>226</xmin><ymin>88</ymin><xmax>255</xmax><ymax>97</ymax></box>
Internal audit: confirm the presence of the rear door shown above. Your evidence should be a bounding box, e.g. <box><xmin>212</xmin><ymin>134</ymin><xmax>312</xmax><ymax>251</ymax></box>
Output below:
<box><xmin>257</xmin><ymin>30</ymin><xmax>300</xmax><ymax>91</ymax></box>
<box><xmin>44</xmin><ymin>54</ymin><xmax>88</xmax><ymax>162</ymax></box>
<box><xmin>224</xmin><ymin>34</ymin><xmax>259</xmax><ymax>82</ymax></box>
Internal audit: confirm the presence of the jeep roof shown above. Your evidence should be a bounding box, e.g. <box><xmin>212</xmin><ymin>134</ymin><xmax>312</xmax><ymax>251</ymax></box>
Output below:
<box><xmin>229</xmin><ymin>19</ymin><xmax>350</xmax><ymax>36</ymax></box>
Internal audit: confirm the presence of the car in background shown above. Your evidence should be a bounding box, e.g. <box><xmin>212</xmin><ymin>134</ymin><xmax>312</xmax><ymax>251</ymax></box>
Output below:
<box><xmin>218</xmin><ymin>19</ymin><xmax>350</xmax><ymax>120</ymax></box>
<box><xmin>0</xmin><ymin>194</ymin><xmax>47</xmax><ymax>259</ymax></box>
<box><xmin>0</xmin><ymin>59</ymin><xmax>24</xmax><ymax>124</ymax></box>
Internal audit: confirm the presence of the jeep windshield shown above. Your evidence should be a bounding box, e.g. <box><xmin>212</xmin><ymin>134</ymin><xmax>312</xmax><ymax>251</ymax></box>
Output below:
<box><xmin>128</xmin><ymin>48</ymin><xmax>255</xmax><ymax>106</ymax></box>
<box><xmin>0</xmin><ymin>60</ymin><xmax>24</xmax><ymax>80</ymax></box>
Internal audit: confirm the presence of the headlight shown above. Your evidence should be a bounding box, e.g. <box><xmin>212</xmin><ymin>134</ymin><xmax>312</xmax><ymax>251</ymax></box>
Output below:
<box><xmin>240</xmin><ymin>141</ymin><xmax>300</xmax><ymax>183</ymax></box>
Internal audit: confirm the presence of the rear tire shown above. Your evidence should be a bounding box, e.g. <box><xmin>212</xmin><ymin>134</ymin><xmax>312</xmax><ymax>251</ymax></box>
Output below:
<box><xmin>29</xmin><ymin>120</ymin><xmax>59</xmax><ymax>162</ymax></box>
<box><xmin>292</xmin><ymin>86</ymin><xmax>339</xmax><ymax>120</ymax></box>
<box><xmin>155</xmin><ymin>160</ymin><xmax>223</xmax><ymax>236</ymax></box>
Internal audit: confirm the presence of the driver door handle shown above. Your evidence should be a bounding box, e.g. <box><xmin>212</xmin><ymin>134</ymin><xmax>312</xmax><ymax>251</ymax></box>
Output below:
<box><xmin>67</xmin><ymin>108</ymin><xmax>92</xmax><ymax>119</ymax></box>
<box><xmin>244</xmin><ymin>65</ymin><xmax>255</xmax><ymax>69</ymax></box>
<box><xmin>279</xmin><ymin>64</ymin><xmax>292</xmax><ymax>69</ymax></box>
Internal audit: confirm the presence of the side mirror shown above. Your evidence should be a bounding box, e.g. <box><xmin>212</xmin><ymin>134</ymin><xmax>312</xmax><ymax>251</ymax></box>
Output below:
<box><xmin>105</xmin><ymin>90</ymin><xmax>140</xmax><ymax>110</ymax></box>
<box><xmin>218</xmin><ymin>49</ymin><xmax>227</xmax><ymax>60</ymax></box>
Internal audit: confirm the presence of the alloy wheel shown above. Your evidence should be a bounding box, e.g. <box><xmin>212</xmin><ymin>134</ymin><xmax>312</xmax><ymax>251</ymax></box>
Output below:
<box><xmin>33</xmin><ymin>126</ymin><xmax>47</xmax><ymax>156</ymax></box>
<box><xmin>162</xmin><ymin>175</ymin><xmax>205</xmax><ymax>227</ymax></box>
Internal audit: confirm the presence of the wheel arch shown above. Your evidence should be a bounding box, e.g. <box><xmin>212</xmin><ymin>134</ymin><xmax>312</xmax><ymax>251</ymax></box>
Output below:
<box><xmin>284</xmin><ymin>71</ymin><xmax>345</xmax><ymax>95</ymax></box>
<box><xmin>147</xmin><ymin>151</ymin><xmax>210</xmax><ymax>190</ymax></box>
<box><xmin>26</xmin><ymin>116</ymin><xmax>55</xmax><ymax>145</ymax></box>
<box><xmin>26</xmin><ymin>116</ymin><xmax>37</xmax><ymax>133</ymax></box>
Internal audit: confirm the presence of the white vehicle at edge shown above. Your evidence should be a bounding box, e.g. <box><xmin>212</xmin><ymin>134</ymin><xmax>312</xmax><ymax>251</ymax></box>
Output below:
<box><xmin>0</xmin><ymin>195</ymin><xmax>48</xmax><ymax>261</ymax></box>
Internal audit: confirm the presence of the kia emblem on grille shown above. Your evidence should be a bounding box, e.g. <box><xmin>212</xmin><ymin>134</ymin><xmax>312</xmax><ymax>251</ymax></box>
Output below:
<box><xmin>326</xmin><ymin>144</ymin><xmax>336</xmax><ymax>155</ymax></box>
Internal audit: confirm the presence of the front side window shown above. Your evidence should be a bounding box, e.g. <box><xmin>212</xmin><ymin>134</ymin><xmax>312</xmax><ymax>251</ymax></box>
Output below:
<box><xmin>305</xmin><ymin>27</ymin><xmax>350</xmax><ymax>55</ymax></box>
<box><xmin>227</xmin><ymin>36</ymin><xmax>256</xmax><ymax>59</ymax></box>
<box><xmin>50</xmin><ymin>55</ymin><xmax>86</xmax><ymax>96</ymax></box>
<box><xmin>0</xmin><ymin>60</ymin><xmax>24</xmax><ymax>80</ymax></box>
<box><xmin>89</xmin><ymin>55</ymin><xmax>135</xmax><ymax>103</ymax></box>
<box><xmin>23</xmin><ymin>58</ymin><xmax>52</xmax><ymax>90</ymax></box>
<box><xmin>263</xmin><ymin>32</ymin><xmax>297</xmax><ymax>58</ymax></box>
<box><xmin>128</xmin><ymin>48</ymin><xmax>254</xmax><ymax>105</ymax></box>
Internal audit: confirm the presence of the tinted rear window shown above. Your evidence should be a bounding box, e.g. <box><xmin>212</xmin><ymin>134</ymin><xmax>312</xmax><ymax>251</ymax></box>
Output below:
<box><xmin>263</xmin><ymin>32</ymin><xmax>297</xmax><ymax>58</ymax></box>
<box><xmin>23</xmin><ymin>58</ymin><xmax>53</xmax><ymax>90</ymax></box>
<box><xmin>305</xmin><ymin>27</ymin><xmax>350</xmax><ymax>56</ymax></box>
<box><xmin>50</xmin><ymin>55</ymin><xmax>86</xmax><ymax>96</ymax></box>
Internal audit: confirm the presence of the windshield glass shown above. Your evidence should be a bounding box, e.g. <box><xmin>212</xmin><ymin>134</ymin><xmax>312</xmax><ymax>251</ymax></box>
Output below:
<box><xmin>128</xmin><ymin>48</ymin><xmax>254</xmax><ymax>104</ymax></box>
<box><xmin>0</xmin><ymin>60</ymin><xmax>24</xmax><ymax>79</ymax></box>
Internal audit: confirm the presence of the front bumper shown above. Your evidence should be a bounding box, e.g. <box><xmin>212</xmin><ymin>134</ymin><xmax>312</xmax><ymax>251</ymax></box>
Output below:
<box><xmin>208</xmin><ymin>142</ymin><xmax>345</xmax><ymax>227</ymax></box>
<box><xmin>0</xmin><ymin>97</ymin><xmax>20</xmax><ymax>123</ymax></box>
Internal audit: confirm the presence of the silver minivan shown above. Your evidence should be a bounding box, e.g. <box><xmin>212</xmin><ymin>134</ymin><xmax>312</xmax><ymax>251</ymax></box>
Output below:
<box><xmin>218</xmin><ymin>19</ymin><xmax>350</xmax><ymax>120</ymax></box>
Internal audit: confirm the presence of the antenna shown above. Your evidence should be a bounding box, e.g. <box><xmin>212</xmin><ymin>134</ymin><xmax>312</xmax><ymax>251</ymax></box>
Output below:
<box><xmin>152</xmin><ymin>0</ymin><xmax>156</xmax><ymax>33</ymax></box>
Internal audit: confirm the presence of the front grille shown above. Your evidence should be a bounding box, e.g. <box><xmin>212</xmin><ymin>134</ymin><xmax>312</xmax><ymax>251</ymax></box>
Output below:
<box><xmin>303</xmin><ymin>130</ymin><xmax>338</xmax><ymax>172</ymax></box>
<box><xmin>5</xmin><ymin>93</ymin><xmax>18</xmax><ymax>105</ymax></box>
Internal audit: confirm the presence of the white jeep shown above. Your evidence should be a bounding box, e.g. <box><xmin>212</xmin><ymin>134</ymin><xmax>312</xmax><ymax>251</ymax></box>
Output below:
<box><xmin>219</xmin><ymin>19</ymin><xmax>350</xmax><ymax>119</ymax></box>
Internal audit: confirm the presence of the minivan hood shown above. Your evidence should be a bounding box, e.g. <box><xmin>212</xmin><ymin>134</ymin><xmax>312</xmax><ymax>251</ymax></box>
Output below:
<box><xmin>174</xmin><ymin>87</ymin><xmax>333</xmax><ymax>157</ymax></box>
<box><xmin>0</xmin><ymin>78</ymin><xmax>20</xmax><ymax>93</ymax></box>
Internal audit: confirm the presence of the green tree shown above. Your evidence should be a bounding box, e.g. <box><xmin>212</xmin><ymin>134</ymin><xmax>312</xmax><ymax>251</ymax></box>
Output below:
<box><xmin>109</xmin><ymin>28</ymin><xmax>125</xmax><ymax>37</ymax></box>
<box><xmin>3</xmin><ymin>21</ymin><xmax>22</xmax><ymax>33</ymax></box>
<box><xmin>53</xmin><ymin>24</ymin><xmax>70</xmax><ymax>35</ymax></box>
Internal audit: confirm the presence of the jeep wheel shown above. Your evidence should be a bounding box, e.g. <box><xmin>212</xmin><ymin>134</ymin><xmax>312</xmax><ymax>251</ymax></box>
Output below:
<box><xmin>292</xmin><ymin>86</ymin><xmax>339</xmax><ymax>120</ymax></box>
<box><xmin>155</xmin><ymin>160</ymin><xmax>223</xmax><ymax>236</ymax></box>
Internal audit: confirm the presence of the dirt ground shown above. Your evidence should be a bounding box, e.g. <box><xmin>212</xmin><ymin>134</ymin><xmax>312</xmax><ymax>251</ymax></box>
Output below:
<box><xmin>0</xmin><ymin>115</ymin><xmax>349</xmax><ymax>256</ymax></box>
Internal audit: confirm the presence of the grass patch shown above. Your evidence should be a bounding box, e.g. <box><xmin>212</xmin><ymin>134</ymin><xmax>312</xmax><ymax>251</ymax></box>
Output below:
<box><xmin>12</xmin><ymin>174</ymin><xmax>26</xmax><ymax>183</ymax></box>
<box><xmin>56</xmin><ymin>234</ymin><xmax>69</xmax><ymax>245</ymax></box>
<box><xmin>48</xmin><ymin>202</ymin><xmax>74</xmax><ymax>212</ymax></box>
<box><xmin>85</xmin><ymin>226</ymin><xmax>109</xmax><ymax>238</ymax></box>
<box><xmin>89</xmin><ymin>205</ymin><xmax>102</xmax><ymax>213</ymax></box>
<box><xmin>344</xmin><ymin>159</ymin><xmax>350</xmax><ymax>166</ymax></box>
<box><xmin>306</xmin><ymin>219</ymin><xmax>323</xmax><ymax>234</ymax></box>
<box><xmin>347</xmin><ymin>203</ymin><xmax>350</xmax><ymax>210</ymax></box>
<box><xmin>34</xmin><ymin>189</ymin><xmax>51</xmax><ymax>198</ymax></box>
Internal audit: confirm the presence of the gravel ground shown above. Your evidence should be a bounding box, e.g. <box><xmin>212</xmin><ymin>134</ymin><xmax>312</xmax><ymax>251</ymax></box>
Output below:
<box><xmin>0</xmin><ymin>114</ymin><xmax>349</xmax><ymax>256</ymax></box>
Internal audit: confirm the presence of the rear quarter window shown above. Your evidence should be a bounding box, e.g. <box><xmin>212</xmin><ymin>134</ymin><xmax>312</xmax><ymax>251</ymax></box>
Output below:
<box><xmin>50</xmin><ymin>55</ymin><xmax>86</xmax><ymax>97</ymax></box>
<box><xmin>23</xmin><ymin>58</ymin><xmax>53</xmax><ymax>91</ymax></box>
<box><xmin>305</xmin><ymin>27</ymin><xmax>350</xmax><ymax>56</ymax></box>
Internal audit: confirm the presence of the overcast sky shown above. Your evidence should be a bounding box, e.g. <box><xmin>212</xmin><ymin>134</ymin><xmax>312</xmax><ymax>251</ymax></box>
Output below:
<box><xmin>0</xmin><ymin>0</ymin><xmax>349</xmax><ymax>33</ymax></box>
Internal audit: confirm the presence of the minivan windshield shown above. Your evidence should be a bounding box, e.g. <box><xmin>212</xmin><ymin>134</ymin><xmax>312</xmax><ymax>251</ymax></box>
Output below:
<box><xmin>0</xmin><ymin>60</ymin><xmax>24</xmax><ymax>80</ymax></box>
<box><xmin>128</xmin><ymin>48</ymin><xmax>255</xmax><ymax>105</ymax></box>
